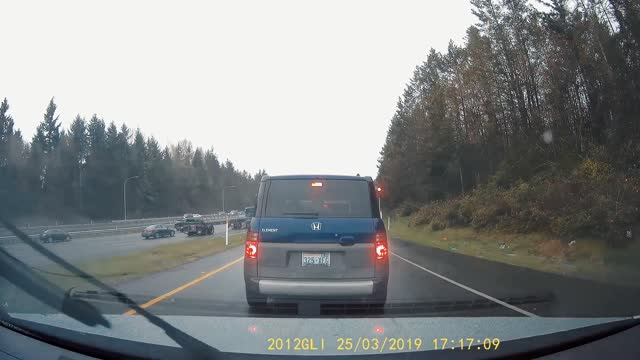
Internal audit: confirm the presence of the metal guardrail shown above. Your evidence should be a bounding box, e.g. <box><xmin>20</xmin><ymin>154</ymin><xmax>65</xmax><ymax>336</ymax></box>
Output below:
<box><xmin>0</xmin><ymin>225</ymin><xmax>150</xmax><ymax>245</ymax></box>
<box><xmin>0</xmin><ymin>213</ymin><xmax>231</xmax><ymax>237</ymax></box>
<box><xmin>7</xmin><ymin>213</ymin><xmax>216</xmax><ymax>230</ymax></box>
<box><xmin>0</xmin><ymin>215</ymin><xmax>247</xmax><ymax>246</ymax></box>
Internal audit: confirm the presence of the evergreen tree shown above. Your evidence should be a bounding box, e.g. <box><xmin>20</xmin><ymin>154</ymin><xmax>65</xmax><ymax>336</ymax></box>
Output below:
<box><xmin>32</xmin><ymin>98</ymin><xmax>61</xmax><ymax>155</ymax></box>
<box><xmin>0</xmin><ymin>97</ymin><xmax>263</xmax><ymax>220</ymax></box>
<box><xmin>378</xmin><ymin>0</ymin><xmax>640</xmax><ymax>207</ymax></box>
<box><xmin>0</xmin><ymin>97</ymin><xmax>15</xmax><ymax>167</ymax></box>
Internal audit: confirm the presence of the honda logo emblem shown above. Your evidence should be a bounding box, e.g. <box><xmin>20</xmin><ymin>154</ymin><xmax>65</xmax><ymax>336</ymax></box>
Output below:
<box><xmin>311</xmin><ymin>222</ymin><xmax>322</xmax><ymax>231</ymax></box>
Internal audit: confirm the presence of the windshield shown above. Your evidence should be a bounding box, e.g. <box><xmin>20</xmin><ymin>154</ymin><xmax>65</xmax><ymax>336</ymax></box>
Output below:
<box><xmin>265</xmin><ymin>179</ymin><xmax>374</xmax><ymax>218</ymax></box>
<box><xmin>1</xmin><ymin>0</ymin><xmax>640</xmax><ymax>358</ymax></box>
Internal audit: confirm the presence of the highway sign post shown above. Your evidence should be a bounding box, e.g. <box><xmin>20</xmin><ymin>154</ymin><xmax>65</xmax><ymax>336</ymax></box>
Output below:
<box><xmin>222</xmin><ymin>185</ymin><xmax>237</xmax><ymax>246</ymax></box>
<box><xmin>225</xmin><ymin>216</ymin><xmax>229</xmax><ymax>246</ymax></box>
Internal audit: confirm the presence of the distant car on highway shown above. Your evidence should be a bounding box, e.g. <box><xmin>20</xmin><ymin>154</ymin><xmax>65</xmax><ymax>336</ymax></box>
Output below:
<box><xmin>183</xmin><ymin>218</ymin><xmax>214</xmax><ymax>236</ymax></box>
<box><xmin>226</xmin><ymin>210</ymin><xmax>248</xmax><ymax>229</ymax></box>
<box><xmin>39</xmin><ymin>229</ymin><xmax>72</xmax><ymax>243</ymax></box>
<box><xmin>242</xmin><ymin>206</ymin><xmax>255</xmax><ymax>229</ymax></box>
<box><xmin>244</xmin><ymin>175</ymin><xmax>388</xmax><ymax>307</ymax></box>
<box><xmin>142</xmin><ymin>224</ymin><xmax>175</xmax><ymax>239</ymax></box>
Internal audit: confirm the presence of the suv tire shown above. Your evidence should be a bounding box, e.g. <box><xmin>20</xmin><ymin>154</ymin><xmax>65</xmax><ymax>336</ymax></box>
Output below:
<box><xmin>369</xmin><ymin>282</ymin><xmax>387</xmax><ymax>306</ymax></box>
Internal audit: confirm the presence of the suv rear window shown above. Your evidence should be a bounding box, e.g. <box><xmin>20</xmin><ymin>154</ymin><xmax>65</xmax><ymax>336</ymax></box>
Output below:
<box><xmin>264</xmin><ymin>179</ymin><xmax>374</xmax><ymax>218</ymax></box>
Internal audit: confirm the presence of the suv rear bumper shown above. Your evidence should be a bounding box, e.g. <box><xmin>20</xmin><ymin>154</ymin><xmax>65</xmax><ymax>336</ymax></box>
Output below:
<box><xmin>259</xmin><ymin>279</ymin><xmax>374</xmax><ymax>296</ymax></box>
<box><xmin>245</xmin><ymin>277</ymin><xmax>387</xmax><ymax>298</ymax></box>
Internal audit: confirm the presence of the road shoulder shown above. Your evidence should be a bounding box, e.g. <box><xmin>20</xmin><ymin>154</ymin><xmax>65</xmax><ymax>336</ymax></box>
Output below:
<box><xmin>390</xmin><ymin>238</ymin><xmax>640</xmax><ymax>317</ymax></box>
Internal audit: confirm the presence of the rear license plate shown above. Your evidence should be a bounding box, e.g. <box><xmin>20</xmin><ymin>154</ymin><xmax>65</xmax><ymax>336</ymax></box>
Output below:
<box><xmin>302</xmin><ymin>252</ymin><xmax>330</xmax><ymax>267</ymax></box>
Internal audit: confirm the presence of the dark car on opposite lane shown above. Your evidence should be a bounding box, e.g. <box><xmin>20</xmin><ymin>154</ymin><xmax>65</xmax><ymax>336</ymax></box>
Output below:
<box><xmin>244</xmin><ymin>175</ymin><xmax>389</xmax><ymax>307</ymax></box>
<box><xmin>142</xmin><ymin>224</ymin><xmax>175</xmax><ymax>239</ymax></box>
<box><xmin>39</xmin><ymin>229</ymin><xmax>72</xmax><ymax>243</ymax></box>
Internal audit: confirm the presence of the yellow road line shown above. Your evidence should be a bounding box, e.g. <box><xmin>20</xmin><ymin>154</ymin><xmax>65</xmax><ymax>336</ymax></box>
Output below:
<box><xmin>123</xmin><ymin>256</ymin><xmax>244</xmax><ymax>315</ymax></box>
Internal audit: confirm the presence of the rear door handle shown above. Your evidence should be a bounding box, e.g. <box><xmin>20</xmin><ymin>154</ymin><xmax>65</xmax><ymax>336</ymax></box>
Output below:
<box><xmin>339</xmin><ymin>236</ymin><xmax>355</xmax><ymax>246</ymax></box>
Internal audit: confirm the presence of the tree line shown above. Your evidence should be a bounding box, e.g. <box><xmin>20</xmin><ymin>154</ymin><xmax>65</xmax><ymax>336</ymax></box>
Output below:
<box><xmin>377</xmin><ymin>0</ymin><xmax>640</xmax><ymax>208</ymax></box>
<box><xmin>0</xmin><ymin>97</ymin><xmax>265</xmax><ymax>223</ymax></box>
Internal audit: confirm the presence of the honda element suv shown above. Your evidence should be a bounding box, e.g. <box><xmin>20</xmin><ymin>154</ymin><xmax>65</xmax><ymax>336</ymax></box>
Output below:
<box><xmin>244</xmin><ymin>175</ymin><xmax>389</xmax><ymax>307</ymax></box>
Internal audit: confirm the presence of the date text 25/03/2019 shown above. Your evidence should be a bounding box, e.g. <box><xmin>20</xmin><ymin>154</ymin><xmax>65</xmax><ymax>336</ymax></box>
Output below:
<box><xmin>266</xmin><ymin>337</ymin><xmax>501</xmax><ymax>352</ymax></box>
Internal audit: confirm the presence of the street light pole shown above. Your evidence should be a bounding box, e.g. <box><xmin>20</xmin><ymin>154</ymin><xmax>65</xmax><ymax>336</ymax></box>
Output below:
<box><xmin>222</xmin><ymin>185</ymin><xmax>237</xmax><ymax>246</ymax></box>
<box><xmin>123</xmin><ymin>175</ymin><xmax>139</xmax><ymax>221</ymax></box>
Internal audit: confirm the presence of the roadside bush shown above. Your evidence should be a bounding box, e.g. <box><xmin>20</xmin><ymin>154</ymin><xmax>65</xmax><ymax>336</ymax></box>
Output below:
<box><xmin>471</xmin><ymin>206</ymin><xmax>497</xmax><ymax>229</ymax></box>
<box><xmin>409</xmin><ymin>202</ymin><xmax>453</xmax><ymax>230</ymax></box>
<box><xmin>408</xmin><ymin>206</ymin><xmax>433</xmax><ymax>227</ymax></box>
<box><xmin>578</xmin><ymin>158</ymin><xmax>613</xmax><ymax>182</ymax></box>
<box><xmin>444</xmin><ymin>201</ymin><xmax>468</xmax><ymax>226</ymax></box>
<box><xmin>397</xmin><ymin>201</ymin><xmax>419</xmax><ymax>217</ymax></box>
<box><xmin>431</xmin><ymin>219</ymin><xmax>446</xmax><ymax>231</ymax></box>
<box><xmin>458</xmin><ymin>197</ymin><xmax>475</xmax><ymax>222</ymax></box>
<box><xmin>403</xmin><ymin>156</ymin><xmax>640</xmax><ymax>247</ymax></box>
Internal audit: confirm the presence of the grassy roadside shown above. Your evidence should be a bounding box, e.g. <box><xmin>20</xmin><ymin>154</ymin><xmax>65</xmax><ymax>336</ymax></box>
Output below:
<box><xmin>389</xmin><ymin>217</ymin><xmax>640</xmax><ymax>288</ymax></box>
<box><xmin>39</xmin><ymin>233</ymin><xmax>246</xmax><ymax>290</ymax></box>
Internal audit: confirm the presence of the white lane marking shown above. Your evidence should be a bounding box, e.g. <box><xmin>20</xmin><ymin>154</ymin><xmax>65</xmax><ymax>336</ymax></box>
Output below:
<box><xmin>390</xmin><ymin>251</ymin><xmax>538</xmax><ymax>317</ymax></box>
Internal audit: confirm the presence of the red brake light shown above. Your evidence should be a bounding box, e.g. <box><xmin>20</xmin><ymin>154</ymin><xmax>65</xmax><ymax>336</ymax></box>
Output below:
<box><xmin>245</xmin><ymin>231</ymin><xmax>259</xmax><ymax>259</ymax></box>
<box><xmin>245</xmin><ymin>241</ymin><xmax>258</xmax><ymax>259</ymax></box>
<box><xmin>374</xmin><ymin>232</ymin><xmax>388</xmax><ymax>260</ymax></box>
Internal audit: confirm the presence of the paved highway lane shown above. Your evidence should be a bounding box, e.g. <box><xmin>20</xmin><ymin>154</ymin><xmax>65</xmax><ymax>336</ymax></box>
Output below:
<box><xmin>5</xmin><ymin>238</ymin><xmax>640</xmax><ymax>318</ymax></box>
<box><xmin>53</xmin><ymin>238</ymin><xmax>637</xmax><ymax>318</ymax></box>
<box><xmin>114</xmin><ymin>238</ymin><xmax>640</xmax><ymax>317</ymax></box>
<box><xmin>109</xmin><ymin>244</ymin><xmax>523</xmax><ymax>318</ymax></box>
<box><xmin>389</xmin><ymin>239</ymin><xmax>640</xmax><ymax>317</ymax></box>
<box><xmin>2</xmin><ymin>224</ymin><xmax>243</xmax><ymax>268</ymax></box>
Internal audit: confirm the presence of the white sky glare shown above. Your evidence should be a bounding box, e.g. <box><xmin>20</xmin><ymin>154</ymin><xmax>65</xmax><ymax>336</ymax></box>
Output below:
<box><xmin>2</xmin><ymin>0</ymin><xmax>475</xmax><ymax>177</ymax></box>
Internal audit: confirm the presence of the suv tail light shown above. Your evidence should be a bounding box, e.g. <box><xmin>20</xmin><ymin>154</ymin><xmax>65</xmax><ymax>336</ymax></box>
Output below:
<box><xmin>245</xmin><ymin>231</ymin><xmax>259</xmax><ymax>259</ymax></box>
<box><xmin>374</xmin><ymin>232</ymin><xmax>388</xmax><ymax>260</ymax></box>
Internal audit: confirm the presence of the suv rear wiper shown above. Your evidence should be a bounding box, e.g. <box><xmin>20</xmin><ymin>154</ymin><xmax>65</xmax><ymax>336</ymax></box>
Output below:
<box><xmin>281</xmin><ymin>212</ymin><xmax>319</xmax><ymax>217</ymax></box>
<box><xmin>0</xmin><ymin>215</ymin><xmax>221</xmax><ymax>359</ymax></box>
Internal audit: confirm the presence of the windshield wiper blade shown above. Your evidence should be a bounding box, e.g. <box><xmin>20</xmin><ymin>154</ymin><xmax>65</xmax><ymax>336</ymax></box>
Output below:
<box><xmin>0</xmin><ymin>244</ymin><xmax>110</xmax><ymax>328</ymax></box>
<box><xmin>0</xmin><ymin>215</ymin><xmax>221</xmax><ymax>359</ymax></box>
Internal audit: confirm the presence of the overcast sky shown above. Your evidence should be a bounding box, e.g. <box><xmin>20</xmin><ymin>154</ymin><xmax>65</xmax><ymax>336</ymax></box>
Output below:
<box><xmin>1</xmin><ymin>0</ymin><xmax>475</xmax><ymax>177</ymax></box>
